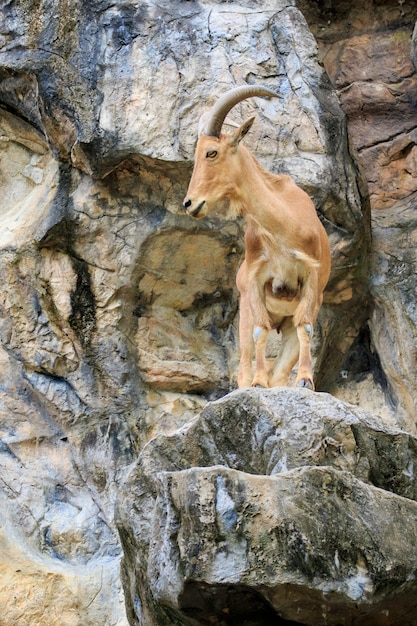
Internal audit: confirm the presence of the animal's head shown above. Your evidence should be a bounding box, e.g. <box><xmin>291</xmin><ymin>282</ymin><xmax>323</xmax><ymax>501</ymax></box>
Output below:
<box><xmin>183</xmin><ymin>85</ymin><xmax>278</xmax><ymax>219</ymax></box>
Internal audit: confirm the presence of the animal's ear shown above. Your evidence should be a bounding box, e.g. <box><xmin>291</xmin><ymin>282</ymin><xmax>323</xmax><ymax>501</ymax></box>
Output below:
<box><xmin>198</xmin><ymin>111</ymin><xmax>210</xmax><ymax>137</ymax></box>
<box><xmin>231</xmin><ymin>117</ymin><xmax>255</xmax><ymax>148</ymax></box>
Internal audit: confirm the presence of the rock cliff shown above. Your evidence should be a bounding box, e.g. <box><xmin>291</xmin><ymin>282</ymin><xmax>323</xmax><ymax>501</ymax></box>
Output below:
<box><xmin>0</xmin><ymin>1</ymin><xmax>416</xmax><ymax>625</ymax></box>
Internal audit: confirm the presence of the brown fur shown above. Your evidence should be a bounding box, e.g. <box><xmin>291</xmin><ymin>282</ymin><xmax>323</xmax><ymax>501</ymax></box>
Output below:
<box><xmin>184</xmin><ymin>119</ymin><xmax>331</xmax><ymax>389</ymax></box>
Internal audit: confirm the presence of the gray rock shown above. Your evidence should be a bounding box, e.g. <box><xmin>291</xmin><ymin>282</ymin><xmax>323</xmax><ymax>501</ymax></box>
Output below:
<box><xmin>370</xmin><ymin>192</ymin><xmax>417</xmax><ymax>432</ymax></box>
<box><xmin>412</xmin><ymin>22</ymin><xmax>417</xmax><ymax>71</ymax></box>
<box><xmin>117</xmin><ymin>388</ymin><xmax>417</xmax><ymax>625</ymax></box>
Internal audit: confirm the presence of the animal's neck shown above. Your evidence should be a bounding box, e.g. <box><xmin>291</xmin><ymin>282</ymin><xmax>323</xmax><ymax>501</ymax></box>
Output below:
<box><xmin>233</xmin><ymin>148</ymin><xmax>281</xmax><ymax>229</ymax></box>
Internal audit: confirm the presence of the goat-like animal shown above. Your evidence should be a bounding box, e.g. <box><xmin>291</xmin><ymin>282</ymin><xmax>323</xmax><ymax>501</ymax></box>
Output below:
<box><xmin>183</xmin><ymin>86</ymin><xmax>331</xmax><ymax>389</ymax></box>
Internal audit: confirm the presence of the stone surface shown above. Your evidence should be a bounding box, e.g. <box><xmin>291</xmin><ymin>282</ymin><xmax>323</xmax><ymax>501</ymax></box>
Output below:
<box><xmin>299</xmin><ymin>0</ymin><xmax>417</xmax><ymax>429</ymax></box>
<box><xmin>0</xmin><ymin>0</ymin><xmax>370</xmax><ymax>404</ymax></box>
<box><xmin>0</xmin><ymin>0</ymin><xmax>417</xmax><ymax>624</ymax></box>
<box><xmin>369</xmin><ymin>191</ymin><xmax>417</xmax><ymax>431</ymax></box>
<box><xmin>117</xmin><ymin>388</ymin><xmax>417</xmax><ymax>625</ymax></box>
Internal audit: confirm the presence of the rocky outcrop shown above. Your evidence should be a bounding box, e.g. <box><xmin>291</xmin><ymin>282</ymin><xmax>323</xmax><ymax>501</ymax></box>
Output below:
<box><xmin>0</xmin><ymin>0</ymin><xmax>416</xmax><ymax>624</ymax></box>
<box><xmin>117</xmin><ymin>388</ymin><xmax>417</xmax><ymax>626</ymax></box>
<box><xmin>298</xmin><ymin>0</ymin><xmax>417</xmax><ymax>430</ymax></box>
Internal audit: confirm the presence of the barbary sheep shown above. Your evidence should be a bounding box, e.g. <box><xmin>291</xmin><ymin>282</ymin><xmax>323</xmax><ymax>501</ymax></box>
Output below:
<box><xmin>183</xmin><ymin>86</ymin><xmax>330</xmax><ymax>390</ymax></box>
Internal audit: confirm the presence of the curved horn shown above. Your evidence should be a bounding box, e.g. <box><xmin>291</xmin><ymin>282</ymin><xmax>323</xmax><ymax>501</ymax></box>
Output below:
<box><xmin>203</xmin><ymin>85</ymin><xmax>279</xmax><ymax>138</ymax></box>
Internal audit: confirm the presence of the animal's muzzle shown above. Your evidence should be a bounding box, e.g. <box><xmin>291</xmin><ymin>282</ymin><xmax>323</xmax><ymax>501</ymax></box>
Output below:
<box><xmin>183</xmin><ymin>199</ymin><xmax>205</xmax><ymax>217</ymax></box>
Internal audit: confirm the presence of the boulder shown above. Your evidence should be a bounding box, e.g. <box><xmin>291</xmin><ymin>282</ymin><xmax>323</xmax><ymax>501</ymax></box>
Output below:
<box><xmin>117</xmin><ymin>388</ymin><xmax>417</xmax><ymax>625</ymax></box>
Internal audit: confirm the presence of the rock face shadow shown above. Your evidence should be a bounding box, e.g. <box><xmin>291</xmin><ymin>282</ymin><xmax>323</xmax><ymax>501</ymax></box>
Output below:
<box><xmin>179</xmin><ymin>581</ymin><xmax>300</xmax><ymax>626</ymax></box>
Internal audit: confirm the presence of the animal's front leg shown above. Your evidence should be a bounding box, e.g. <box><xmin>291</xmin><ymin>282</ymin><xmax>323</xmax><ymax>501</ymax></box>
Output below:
<box><xmin>247</xmin><ymin>275</ymin><xmax>271</xmax><ymax>388</ymax></box>
<box><xmin>295</xmin><ymin>323</ymin><xmax>314</xmax><ymax>390</ymax></box>
<box><xmin>237</xmin><ymin>291</ymin><xmax>269</xmax><ymax>388</ymax></box>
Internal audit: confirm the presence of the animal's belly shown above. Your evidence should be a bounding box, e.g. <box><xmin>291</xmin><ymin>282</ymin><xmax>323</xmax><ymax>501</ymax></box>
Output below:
<box><xmin>266</xmin><ymin>294</ymin><xmax>299</xmax><ymax>319</ymax></box>
<box><xmin>264</xmin><ymin>281</ymin><xmax>300</xmax><ymax>320</ymax></box>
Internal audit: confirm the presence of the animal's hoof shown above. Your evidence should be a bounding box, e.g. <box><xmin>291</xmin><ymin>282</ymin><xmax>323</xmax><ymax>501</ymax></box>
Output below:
<box><xmin>251</xmin><ymin>374</ymin><xmax>269</xmax><ymax>388</ymax></box>
<box><xmin>296</xmin><ymin>378</ymin><xmax>314</xmax><ymax>390</ymax></box>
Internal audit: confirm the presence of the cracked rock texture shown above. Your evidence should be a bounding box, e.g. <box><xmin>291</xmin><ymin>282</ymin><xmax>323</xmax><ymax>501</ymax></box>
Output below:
<box><xmin>0</xmin><ymin>0</ymin><xmax>416</xmax><ymax>624</ymax></box>
<box><xmin>298</xmin><ymin>0</ymin><xmax>417</xmax><ymax>427</ymax></box>
<box><xmin>117</xmin><ymin>388</ymin><xmax>417</xmax><ymax>626</ymax></box>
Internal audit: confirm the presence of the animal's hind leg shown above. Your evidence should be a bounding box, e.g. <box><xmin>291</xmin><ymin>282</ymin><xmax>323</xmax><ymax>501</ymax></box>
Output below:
<box><xmin>269</xmin><ymin>317</ymin><xmax>299</xmax><ymax>387</ymax></box>
<box><xmin>295</xmin><ymin>323</ymin><xmax>314</xmax><ymax>390</ymax></box>
<box><xmin>251</xmin><ymin>326</ymin><xmax>269</xmax><ymax>388</ymax></box>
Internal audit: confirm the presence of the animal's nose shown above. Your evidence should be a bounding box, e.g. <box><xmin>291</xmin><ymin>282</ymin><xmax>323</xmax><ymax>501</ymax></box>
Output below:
<box><xmin>183</xmin><ymin>198</ymin><xmax>192</xmax><ymax>210</ymax></box>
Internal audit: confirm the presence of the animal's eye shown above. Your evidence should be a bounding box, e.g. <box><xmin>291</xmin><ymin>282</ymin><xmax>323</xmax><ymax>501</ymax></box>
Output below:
<box><xmin>206</xmin><ymin>150</ymin><xmax>218</xmax><ymax>159</ymax></box>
